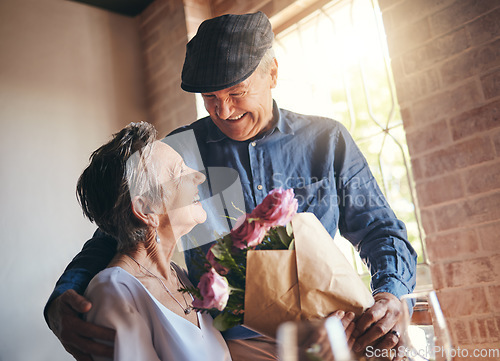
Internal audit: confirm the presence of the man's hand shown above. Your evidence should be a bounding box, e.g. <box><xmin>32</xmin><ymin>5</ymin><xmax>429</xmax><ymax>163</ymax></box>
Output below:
<box><xmin>351</xmin><ymin>292</ymin><xmax>403</xmax><ymax>354</ymax></box>
<box><xmin>47</xmin><ymin>290</ymin><xmax>115</xmax><ymax>361</ymax></box>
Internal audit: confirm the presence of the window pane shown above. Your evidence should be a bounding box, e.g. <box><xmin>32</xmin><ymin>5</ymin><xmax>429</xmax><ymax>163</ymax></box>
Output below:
<box><xmin>272</xmin><ymin>0</ymin><xmax>427</xmax><ymax>278</ymax></box>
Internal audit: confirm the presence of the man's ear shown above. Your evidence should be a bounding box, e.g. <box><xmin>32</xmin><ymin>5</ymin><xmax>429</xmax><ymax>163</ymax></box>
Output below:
<box><xmin>270</xmin><ymin>58</ymin><xmax>278</xmax><ymax>89</ymax></box>
<box><xmin>131</xmin><ymin>196</ymin><xmax>159</xmax><ymax>228</ymax></box>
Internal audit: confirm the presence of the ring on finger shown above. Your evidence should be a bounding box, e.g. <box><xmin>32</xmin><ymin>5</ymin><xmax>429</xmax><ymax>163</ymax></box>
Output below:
<box><xmin>389</xmin><ymin>330</ymin><xmax>401</xmax><ymax>339</ymax></box>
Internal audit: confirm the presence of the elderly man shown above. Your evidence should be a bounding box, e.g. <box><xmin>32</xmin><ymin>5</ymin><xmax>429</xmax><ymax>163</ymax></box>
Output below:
<box><xmin>45</xmin><ymin>12</ymin><xmax>416</xmax><ymax>361</ymax></box>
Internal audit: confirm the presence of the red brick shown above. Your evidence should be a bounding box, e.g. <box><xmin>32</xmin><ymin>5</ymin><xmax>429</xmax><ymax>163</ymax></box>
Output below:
<box><xmin>413</xmin><ymin>80</ymin><xmax>482</xmax><ymax>124</ymax></box>
<box><xmin>158</xmin><ymin>8</ymin><xmax>188</xmax><ymax>43</ymax></box>
<box><xmin>425</xmin><ymin>228</ymin><xmax>479</xmax><ymax>261</ymax></box>
<box><xmin>469</xmin><ymin>317</ymin><xmax>497</xmax><ymax>344</ymax></box>
<box><xmin>387</xmin><ymin>0</ymin><xmax>455</xmax><ymax>31</ymax></box>
<box><xmin>394</xmin><ymin>68</ymin><xmax>441</xmax><ymax>103</ymax></box>
<box><xmin>466</xmin><ymin>7</ymin><xmax>500</xmax><ymax>45</ymax></box>
<box><xmin>477</xmin><ymin>319</ymin><xmax>489</xmax><ymax>340</ymax></box>
<box><xmin>469</xmin><ymin>319</ymin><xmax>480</xmax><ymax>344</ymax></box>
<box><xmin>406</xmin><ymin>119</ymin><xmax>451</xmax><ymax>156</ymax></box>
<box><xmin>419</xmin><ymin>208</ymin><xmax>436</xmax><ymax>234</ymax></box>
<box><xmin>462</xmin><ymin>161</ymin><xmax>500</xmax><ymax>195</ymax></box>
<box><xmin>440</xmin><ymin>38</ymin><xmax>500</xmax><ymax>87</ymax></box>
<box><xmin>451</xmin><ymin>319</ymin><xmax>472</xmax><ymax>345</ymax></box>
<box><xmin>212</xmin><ymin>0</ymin><xmax>261</xmax><ymax>16</ymax></box>
<box><xmin>416</xmin><ymin>173</ymin><xmax>464</xmax><ymax>206</ymax></box>
<box><xmin>438</xmin><ymin>287</ymin><xmax>490</xmax><ymax>318</ymax></box>
<box><xmin>429</xmin><ymin>0</ymin><xmax>497</xmax><ymax>36</ymax></box>
<box><xmin>486</xmin><ymin>318</ymin><xmax>500</xmax><ymax>340</ymax></box>
<box><xmin>387</xmin><ymin>18</ymin><xmax>432</xmax><ymax>56</ymax></box>
<box><xmin>411</xmin><ymin>156</ymin><xmax>424</xmax><ymax>180</ymax></box>
<box><xmin>488</xmin><ymin>285</ymin><xmax>500</xmax><ymax>312</ymax></box>
<box><xmin>450</xmin><ymin>100</ymin><xmax>500</xmax><ymax>141</ymax></box>
<box><xmin>400</xmin><ymin>106</ymin><xmax>413</xmax><ymax>129</ymax></box>
<box><xmin>415</xmin><ymin>136</ymin><xmax>494</xmax><ymax>178</ymax></box>
<box><xmin>481</xmin><ymin>68</ymin><xmax>500</xmax><ymax>100</ymax></box>
<box><xmin>142</xmin><ymin>30</ymin><xmax>160</xmax><ymax>51</ymax></box>
<box><xmin>476</xmin><ymin>221</ymin><xmax>500</xmax><ymax>252</ymax></box>
<box><xmin>432</xmin><ymin>199</ymin><xmax>469</xmax><ymax>231</ymax></box>
<box><xmin>494</xmin><ymin>130</ymin><xmax>500</xmax><ymax>156</ymax></box>
<box><xmin>390</xmin><ymin>57</ymin><xmax>405</xmax><ymax>83</ymax></box>
<box><xmin>466</xmin><ymin>191</ymin><xmax>500</xmax><ymax>225</ymax></box>
<box><xmin>430</xmin><ymin>263</ymin><xmax>445</xmax><ymax>289</ymax></box>
<box><xmin>402</xmin><ymin>27</ymin><xmax>469</xmax><ymax>75</ymax></box>
<box><xmin>441</xmin><ymin>258</ymin><xmax>495</xmax><ymax>288</ymax></box>
<box><xmin>140</xmin><ymin>5</ymin><xmax>171</xmax><ymax>36</ymax></box>
<box><xmin>139</xmin><ymin>0</ymin><xmax>169</xmax><ymax>27</ymax></box>
<box><xmin>432</xmin><ymin>192</ymin><xmax>500</xmax><ymax>231</ymax></box>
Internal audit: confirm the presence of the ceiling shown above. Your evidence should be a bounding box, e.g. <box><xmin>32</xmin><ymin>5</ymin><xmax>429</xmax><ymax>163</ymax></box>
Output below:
<box><xmin>69</xmin><ymin>0</ymin><xmax>154</xmax><ymax>17</ymax></box>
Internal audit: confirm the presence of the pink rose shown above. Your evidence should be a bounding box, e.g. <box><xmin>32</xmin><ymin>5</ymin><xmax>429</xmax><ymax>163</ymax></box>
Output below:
<box><xmin>230</xmin><ymin>214</ymin><xmax>268</xmax><ymax>249</ymax></box>
<box><xmin>192</xmin><ymin>268</ymin><xmax>229</xmax><ymax>311</ymax></box>
<box><xmin>251</xmin><ymin>188</ymin><xmax>298</xmax><ymax>227</ymax></box>
<box><xmin>206</xmin><ymin>245</ymin><xmax>229</xmax><ymax>275</ymax></box>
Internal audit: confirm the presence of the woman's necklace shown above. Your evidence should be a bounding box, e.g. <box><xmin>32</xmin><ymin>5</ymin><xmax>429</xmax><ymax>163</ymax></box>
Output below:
<box><xmin>125</xmin><ymin>254</ymin><xmax>193</xmax><ymax>315</ymax></box>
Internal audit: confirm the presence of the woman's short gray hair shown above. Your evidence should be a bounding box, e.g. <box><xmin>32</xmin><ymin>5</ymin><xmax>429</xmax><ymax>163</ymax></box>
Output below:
<box><xmin>77</xmin><ymin>122</ymin><xmax>167</xmax><ymax>252</ymax></box>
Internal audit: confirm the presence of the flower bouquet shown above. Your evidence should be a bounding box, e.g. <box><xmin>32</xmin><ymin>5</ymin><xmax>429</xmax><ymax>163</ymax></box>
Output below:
<box><xmin>182</xmin><ymin>188</ymin><xmax>374</xmax><ymax>337</ymax></box>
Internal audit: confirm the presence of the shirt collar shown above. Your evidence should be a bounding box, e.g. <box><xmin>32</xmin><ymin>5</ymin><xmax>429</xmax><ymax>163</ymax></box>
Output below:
<box><xmin>205</xmin><ymin>99</ymin><xmax>295</xmax><ymax>143</ymax></box>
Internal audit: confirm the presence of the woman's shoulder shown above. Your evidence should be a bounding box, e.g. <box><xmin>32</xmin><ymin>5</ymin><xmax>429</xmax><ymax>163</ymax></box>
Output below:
<box><xmin>86</xmin><ymin>267</ymin><xmax>144</xmax><ymax>301</ymax></box>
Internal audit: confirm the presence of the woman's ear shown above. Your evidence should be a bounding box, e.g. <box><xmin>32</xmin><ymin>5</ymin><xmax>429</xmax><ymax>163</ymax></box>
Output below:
<box><xmin>131</xmin><ymin>196</ymin><xmax>159</xmax><ymax>228</ymax></box>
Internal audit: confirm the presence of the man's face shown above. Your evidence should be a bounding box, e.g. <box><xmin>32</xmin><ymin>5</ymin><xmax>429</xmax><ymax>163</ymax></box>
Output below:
<box><xmin>201</xmin><ymin>59</ymin><xmax>278</xmax><ymax>141</ymax></box>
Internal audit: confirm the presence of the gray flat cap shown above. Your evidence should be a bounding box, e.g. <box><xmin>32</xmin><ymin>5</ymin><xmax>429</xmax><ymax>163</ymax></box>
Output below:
<box><xmin>181</xmin><ymin>12</ymin><xmax>274</xmax><ymax>93</ymax></box>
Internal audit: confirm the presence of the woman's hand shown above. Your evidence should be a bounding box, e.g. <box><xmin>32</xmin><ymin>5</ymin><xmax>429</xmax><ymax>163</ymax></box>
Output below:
<box><xmin>47</xmin><ymin>289</ymin><xmax>115</xmax><ymax>361</ymax></box>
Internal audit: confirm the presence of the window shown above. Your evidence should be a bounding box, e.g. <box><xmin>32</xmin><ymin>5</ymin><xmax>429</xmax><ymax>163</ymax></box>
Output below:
<box><xmin>271</xmin><ymin>0</ymin><xmax>430</xmax><ymax>288</ymax></box>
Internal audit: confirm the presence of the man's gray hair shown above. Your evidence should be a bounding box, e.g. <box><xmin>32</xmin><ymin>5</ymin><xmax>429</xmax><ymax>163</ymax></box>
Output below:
<box><xmin>256</xmin><ymin>47</ymin><xmax>276</xmax><ymax>75</ymax></box>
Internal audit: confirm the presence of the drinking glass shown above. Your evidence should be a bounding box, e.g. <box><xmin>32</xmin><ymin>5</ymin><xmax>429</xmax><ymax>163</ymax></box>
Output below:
<box><xmin>397</xmin><ymin>290</ymin><xmax>453</xmax><ymax>361</ymax></box>
<box><xmin>277</xmin><ymin>316</ymin><xmax>353</xmax><ymax>361</ymax></box>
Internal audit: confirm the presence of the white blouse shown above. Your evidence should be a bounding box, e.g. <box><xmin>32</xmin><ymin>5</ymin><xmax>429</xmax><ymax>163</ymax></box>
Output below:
<box><xmin>84</xmin><ymin>267</ymin><xmax>232</xmax><ymax>361</ymax></box>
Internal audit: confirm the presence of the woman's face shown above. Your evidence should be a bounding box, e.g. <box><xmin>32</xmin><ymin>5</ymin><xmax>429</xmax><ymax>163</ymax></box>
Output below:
<box><xmin>153</xmin><ymin>142</ymin><xmax>207</xmax><ymax>237</ymax></box>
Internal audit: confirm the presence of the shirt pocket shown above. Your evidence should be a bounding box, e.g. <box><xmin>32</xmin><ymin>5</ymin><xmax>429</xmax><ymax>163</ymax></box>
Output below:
<box><xmin>291</xmin><ymin>178</ymin><xmax>331</xmax><ymax>213</ymax></box>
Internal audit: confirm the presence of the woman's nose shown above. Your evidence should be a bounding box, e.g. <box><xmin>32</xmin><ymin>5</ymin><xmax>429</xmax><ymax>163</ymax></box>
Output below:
<box><xmin>191</xmin><ymin>169</ymin><xmax>206</xmax><ymax>184</ymax></box>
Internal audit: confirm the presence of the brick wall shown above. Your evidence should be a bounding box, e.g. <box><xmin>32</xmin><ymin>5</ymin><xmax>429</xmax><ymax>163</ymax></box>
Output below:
<box><xmin>137</xmin><ymin>0</ymin><xmax>196</xmax><ymax>137</ymax></box>
<box><xmin>380</xmin><ymin>0</ymin><xmax>500</xmax><ymax>357</ymax></box>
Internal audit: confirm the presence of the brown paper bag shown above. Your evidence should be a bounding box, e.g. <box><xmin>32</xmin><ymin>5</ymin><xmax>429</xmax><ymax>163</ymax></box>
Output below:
<box><xmin>244</xmin><ymin>212</ymin><xmax>374</xmax><ymax>338</ymax></box>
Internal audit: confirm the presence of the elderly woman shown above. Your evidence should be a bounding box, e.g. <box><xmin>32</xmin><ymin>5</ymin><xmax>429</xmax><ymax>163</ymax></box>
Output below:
<box><xmin>76</xmin><ymin>122</ymin><xmax>232</xmax><ymax>361</ymax></box>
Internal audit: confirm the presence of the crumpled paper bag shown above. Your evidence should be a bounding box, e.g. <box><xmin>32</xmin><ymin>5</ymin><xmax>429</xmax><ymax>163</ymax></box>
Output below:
<box><xmin>244</xmin><ymin>212</ymin><xmax>374</xmax><ymax>337</ymax></box>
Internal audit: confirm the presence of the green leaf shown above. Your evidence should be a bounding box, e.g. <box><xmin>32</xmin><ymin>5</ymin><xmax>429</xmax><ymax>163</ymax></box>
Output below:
<box><xmin>286</xmin><ymin>222</ymin><xmax>294</xmax><ymax>237</ymax></box>
<box><xmin>288</xmin><ymin>238</ymin><xmax>295</xmax><ymax>250</ymax></box>
<box><xmin>210</xmin><ymin>242</ymin><xmax>226</xmax><ymax>259</ymax></box>
<box><xmin>213</xmin><ymin>312</ymin><xmax>242</xmax><ymax>331</ymax></box>
<box><xmin>276</xmin><ymin>226</ymin><xmax>293</xmax><ymax>248</ymax></box>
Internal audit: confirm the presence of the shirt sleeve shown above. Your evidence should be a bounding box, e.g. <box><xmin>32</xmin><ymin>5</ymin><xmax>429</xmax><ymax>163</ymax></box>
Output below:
<box><xmin>43</xmin><ymin>229</ymin><xmax>117</xmax><ymax>325</ymax></box>
<box><xmin>334</xmin><ymin>125</ymin><xmax>418</xmax><ymax>299</ymax></box>
<box><xmin>84</xmin><ymin>275</ymin><xmax>161</xmax><ymax>361</ymax></box>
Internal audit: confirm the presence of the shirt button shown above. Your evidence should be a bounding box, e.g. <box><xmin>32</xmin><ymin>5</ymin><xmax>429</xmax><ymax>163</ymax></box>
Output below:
<box><xmin>257</xmin><ymin>185</ymin><xmax>263</xmax><ymax>190</ymax></box>
<box><xmin>251</xmin><ymin>141</ymin><xmax>257</xmax><ymax>147</ymax></box>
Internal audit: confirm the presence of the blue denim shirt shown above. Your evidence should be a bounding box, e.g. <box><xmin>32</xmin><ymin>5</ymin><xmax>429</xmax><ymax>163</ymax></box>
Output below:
<box><xmin>45</xmin><ymin>101</ymin><xmax>417</xmax><ymax>340</ymax></box>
